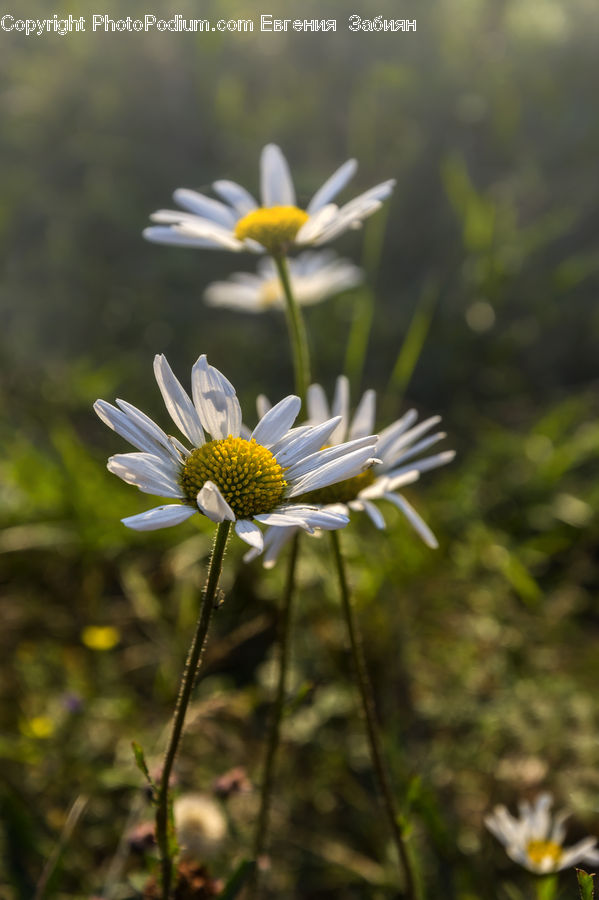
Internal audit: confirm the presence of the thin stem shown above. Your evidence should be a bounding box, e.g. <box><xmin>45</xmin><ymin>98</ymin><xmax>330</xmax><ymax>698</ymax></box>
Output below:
<box><xmin>273</xmin><ymin>254</ymin><xmax>311</xmax><ymax>404</ymax></box>
<box><xmin>155</xmin><ymin>520</ymin><xmax>231</xmax><ymax>900</ymax></box>
<box><xmin>329</xmin><ymin>530</ymin><xmax>416</xmax><ymax>900</ymax></box>
<box><xmin>248</xmin><ymin>532</ymin><xmax>300</xmax><ymax>899</ymax></box>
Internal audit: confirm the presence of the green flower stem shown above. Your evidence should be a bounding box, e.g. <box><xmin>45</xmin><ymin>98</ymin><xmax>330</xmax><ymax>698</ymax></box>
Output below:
<box><xmin>273</xmin><ymin>254</ymin><xmax>311</xmax><ymax>404</ymax></box>
<box><xmin>155</xmin><ymin>520</ymin><xmax>231</xmax><ymax>900</ymax></box>
<box><xmin>329</xmin><ymin>530</ymin><xmax>416</xmax><ymax>900</ymax></box>
<box><xmin>248</xmin><ymin>531</ymin><xmax>300</xmax><ymax>899</ymax></box>
<box><xmin>535</xmin><ymin>874</ymin><xmax>558</xmax><ymax>900</ymax></box>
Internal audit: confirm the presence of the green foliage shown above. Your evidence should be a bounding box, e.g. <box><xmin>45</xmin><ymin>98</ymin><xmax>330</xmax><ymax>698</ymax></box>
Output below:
<box><xmin>577</xmin><ymin>870</ymin><xmax>596</xmax><ymax>900</ymax></box>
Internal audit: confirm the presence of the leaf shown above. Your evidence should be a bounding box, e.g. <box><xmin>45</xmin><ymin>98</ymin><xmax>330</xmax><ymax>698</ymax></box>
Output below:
<box><xmin>577</xmin><ymin>869</ymin><xmax>596</xmax><ymax>900</ymax></box>
<box><xmin>131</xmin><ymin>741</ymin><xmax>154</xmax><ymax>792</ymax></box>
<box><xmin>219</xmin><ymin>859</ymin><xmax>256</xmax><ymax>900</ymax></box>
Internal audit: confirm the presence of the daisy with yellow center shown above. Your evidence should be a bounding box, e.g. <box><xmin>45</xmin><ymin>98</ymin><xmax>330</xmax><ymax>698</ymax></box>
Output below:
<box><xmin>143</xmin><ymin>143</ymin><xmax>395</xmax><ymax>255</ymax></box>
<box><xmin>245</xmin><ymin>375</ymin><xmax>455</xmax><ymax>567</ymax></box>
<box><xmin>204</xmin><ymin>250</ymin><xmax>363</xmax><ymax>314</ymax></box>
<box><xmin>485</xmin><ymin>793</ymin><xmax>599</xmax><ymax>874</ymax></box>
<box><xmin>94</xmin><ymin>355</ymin><xmax>379</xmax><ymax>553</ymax></box>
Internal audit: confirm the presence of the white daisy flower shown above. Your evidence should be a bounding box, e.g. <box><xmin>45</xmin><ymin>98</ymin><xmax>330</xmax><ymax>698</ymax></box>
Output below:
<box><xmin>204</xmin><ymin>250</ymin><xmax>363</xmax><ymax>314</ymax></box>
<box><xmin>245</xmin><ymin>376</ymin><xmax>455</xmax><ymax>567</ymax></box>
<box><xmin>93</xmin><ymin>355</ymin><xmax>379</xmax><ymax>555</ymax></box>
<box><xmin>485</xmin><ymin>793</ymin><xmax>599</xmax><ymax>874</ymax></box>
<box><xmin>143</xmin><ymin>144</ymin><xmax>395</xmax><ymax>256</ymax></box>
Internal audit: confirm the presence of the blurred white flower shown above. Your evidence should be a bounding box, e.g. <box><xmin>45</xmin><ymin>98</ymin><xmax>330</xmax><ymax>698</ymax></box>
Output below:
<box><xmin>144</xmin><ymin>143</ymin><xmax>394</xmax><ymax>255</ymax></box>
<box><xmin>204</xmin><ymin>251</ymin><xmax>363</xmax><ymax>313</ymax></box>
<box><xmin>174</xmin><ymin>793</ymin><xmax>227</xmax><ymax>860</ymax></box>
<box><xmin>246</xmin><ymin>375</ymin><xmax>454</xmax><ymax>567</ymax></box>
<box><xmin>94</xmin><ymin>355</ymin><xmax>378</xmax><ymax>553</ymax></box>
<box><xmin>485</xmin><ymin>793</ymin><xmax>599</xmax><ymax>874</ymax></box>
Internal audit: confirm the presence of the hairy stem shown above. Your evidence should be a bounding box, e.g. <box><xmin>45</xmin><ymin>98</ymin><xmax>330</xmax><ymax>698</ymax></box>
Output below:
<box><xmin>155</xmin><ymin>520</ymin><xmax>231</xmax><ymax>899</ymax></box>
<box><xmin>248</xmin><ymin>532</ymin><xmax>300</xmax><ymax>899</ymax></box>
<box><xmin>330</xmin><ymin>530</ymin><xmax>417</xmax><ymax>900</ymax></box>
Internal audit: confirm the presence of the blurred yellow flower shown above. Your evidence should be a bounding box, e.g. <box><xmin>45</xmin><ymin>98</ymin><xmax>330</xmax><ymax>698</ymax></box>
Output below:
<box><xmin>81</xmin><ymin>625</ymin><xmax>120</xmax><ymax>651</ymax></box>
<box><xmin>21</xmin><ymin>716</ymin><xmax>54</xmax><ymax>739</ymax></box>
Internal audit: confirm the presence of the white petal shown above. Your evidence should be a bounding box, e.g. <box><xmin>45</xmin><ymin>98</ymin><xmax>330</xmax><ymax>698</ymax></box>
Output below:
<box><xmin>143</xmin><ymin>226</ymin><xmax>222</xmax><ymax>249</ymax></box>
<box><xmin>256</xmin><ymin>394</ymin><xmax>272</xmax><ymax>420</ymax></box>
<box><xmin>204</xmin><ymin>282</ymin><xmax>262</xmax><ymax>312</ymax></box>
<box><xmin>108</xmin><ymin>452</ymin><xmax>183</xmax><ymax>498</ymax></box>
<box><xmin>383</xmin><ymin>416</ymin><xmax>442</xmax><ymax>460</ymax></box>
<box><xmin>296</xmin><ymin>204</ymin><xmax>339</xmax><ymax>244</ymax></box>
<box><xmin>114</xmin><ymin>400</ymin><xmax>182</xmax><ymax>461</ymax></box>
<box><xmin>272</xmin><ymin>417</ymin><xmax>342</xmax><ymax>468</ymax></box>
<box><xmin>384</xmin><ymin>492</ymin><xmax>438</xmax><ymax>548</ymax></box>
<box><xmin>284</xmin><ymin>436</ymin><xmax>377</xmax><ymax>482</ymax></box>
<box><xmin>558</xmin><ymin>838</ymin><xmax>599</xmax><ymax>871</ymax></box>
<box><xmin>255</xmin><ymin>506</ymin><xmax>348</xmax><ymax>530</ymax></box>
<box><xmin>260</xmin><ymin>143</ymin><xmax>296</xmax><ymax>207</ymax></box>
<box><xmin>251</xmin><ymin>395</ymin><xmax>301</xmax><ymax>448</ymax></box>
<box><xmin>196</xmin><ymin>481</ymin><xmax>236</xmax><ymax>523</ymax></box>
<box><xmin>349</xmin><ymin>390</ymin><xmax>376</xmax><ymax>440</ymax></box>
<box><xmin>173</xmin><ymin>189</ymin><xmax>238</xmax><ymax>227</ymax></box>
<box><xmin>330</xmin><ymin>375</ymin><xmax>350</xmax><ymax>444</ymax></box>
<box><xmin>307</xmin><ymin>159</ymin><xmax>358</xmax><ymax>213</ymax></box>
<box><xmin>390</xmin><ymin>432</ymin><xmax>447</xmax><ymax>468</ymax></box>
<box><xmin>359</xmin><ymin>499</ymin><xmax>386</xmax><ymax>529</ymax></box>
<box><xmin>376</xmin><ymin>410</ymin><xmax>419</xmax><ymax>458</ymax></box>
<box><xmin>287</xmin><ymin>446</ymin><xmax>376</xmax><ymax>497</ymax></box>
<box><xmin>384</xmin><ymin>451</ymin><xmax>456</xmax><ymax>482</ymax></box>
<box><xmin>245</xmin><ymin>525</ymin><xmax>297</xmax><ymax>568</ymax></box>
<box><xmin>306</xmin><ymin>383</ymin><xmax>329</xmax><ymax>425</ymax></box>
<box><xmin>122</xmin><ymin>504</ymin><xmax>196</xmax><ymax>531</ymax></box>
<box><xmin>212</xmin><ymin>179</ymin><xmax>259</xmax><ymax>216</ymax></box>
<box><xmin>175</xmin><ymin>220</ymin><xmax>244</xmax><ymax>252</ymax></box>
<box><xmin>191</xmin><ymin>354</ymin><xmax>242</xmax><ymax>440</ymax></box>
<box><xmin>235</xmin><ymin>519</ymin><xmax>264</xmax><ymax>550</ymax></box>
<box><xmin>94</xmin><ymin>399</ymin><xmax>175</xmax><ymax>460</ymax></box>
<box><xmin>153</xmin><ymin>354</ymin><xmax>205</xmax><ymax>446</ymax></box>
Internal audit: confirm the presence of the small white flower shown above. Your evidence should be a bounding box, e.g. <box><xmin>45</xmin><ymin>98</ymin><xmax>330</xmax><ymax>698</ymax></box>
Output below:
<box><xmin>174</xmin><ymin>793</ymin><xmax>227</xmax><ymax>860</ymax></box>
<box><xmin>485</xmin><ymin>793</ymin><xmax>599</xmax><ymax>874</ymax></box>
<box><xmin>246</xmin><ymin>376</ymin><xmax>455</xmax><ymax>567</ymax></box>
<box><xmin>94</xmin><ymin>355</ymin><xmax>378</xmax><ymax>555</ymax></box>
<box><xmin>143</xmin><ymin>144</ymin><xmax>395</xmax><ymax>256</ymax></box>
<box><xmin>204</xmin><ymin>250</ymin><xmax>363</xmax><ymax>314</ymax></box>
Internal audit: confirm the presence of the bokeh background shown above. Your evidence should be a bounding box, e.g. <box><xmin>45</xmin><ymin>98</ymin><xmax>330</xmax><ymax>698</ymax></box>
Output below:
<box><xmin>2</xmin><ymin>0</ymin><xmax>599</xmax><ymax>897</ymax></box>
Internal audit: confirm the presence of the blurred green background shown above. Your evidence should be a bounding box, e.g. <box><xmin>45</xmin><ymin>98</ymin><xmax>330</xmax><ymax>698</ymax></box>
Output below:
<box><xmin>2</xmin><ymin>0</ymin><xmax>599</xmax><ymax>896</ymax></box>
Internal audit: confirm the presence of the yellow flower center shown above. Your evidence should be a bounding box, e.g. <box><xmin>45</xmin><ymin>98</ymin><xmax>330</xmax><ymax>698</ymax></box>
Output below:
<box><xmin>234</xmin><ymin>205</ymin><xmax>309</xmax><ymax>254</ymax></box>
<box><xmin>526</xmin><ymin>839</ymin><xmax>563</xmax><ymax>868</ymax></box>
<box><xmin>180</xmin><ymin>436</ymin><xmax>287</xmax><ymax>519</ymax></box>
<box><xmin>298</xmin><ymin>467</ymin><xmax>376</xmax><ymax>506</ymax></box>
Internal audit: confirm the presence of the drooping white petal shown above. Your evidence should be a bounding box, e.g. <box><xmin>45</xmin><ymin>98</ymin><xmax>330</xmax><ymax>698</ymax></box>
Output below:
<box><xmin>306</xmin><ymin>383</ymin><xmax>329</xmax><ymax>425</ymax></box>
<box><xmin>196</xmin><ymin>481</ymin><xmax>236</xmax><ymax>523</ymax></box>
<box><xmin>557</xmin><ymin>838</ymin><xmax>599</xmax><ymax>870</ymax></box>
<box><xmin>251</xmin><ymin>395</ymin><xmax>301</xmax><ymax>448</ymax></box>
<box><xmin>349</xmin><ymin>389</ymin><xmax>376</xmax><ymax>440</ymax></box>
<box><xmin>191</xmin><ymin>354</ymin><xmax>242</xmax><ymax>440</ymax></box>
<box><xmin>307</xmin><ymin>159</ymin><xmax>358</xmax><ymax>213</ymax></box>
<box><xmin>108</xmin><ymin>452</ymin><xmax>183</xmax><ymax>498</ymax></box>
<box><xmin>235</xmin><ymin>519</ymin><xmax>264</xmax><ymax>550</ymax></box>
<box><xmin>122</xmin><ymin>504</ymin><xmax>197</xmax><ymax>531</ymax></box>
<box><xmin>287</xmin><ymin>445</ymin><xmax>376</xmax><ymax>497</ymax></box>
<box><xmin>384</xmin><ymin>492</ymin><xmax>438</xmax><ymax>548</ymax></box>
<box><xmin>359</xmin><ymin>499</ymin><xmax>386</xmax><ymax>529</ymax></box>
<box><xmin>173</xmin><ymin>189</ymin><xmax>238</xmax><ymax>227</ymax></box>
<box><xmin>260</xmin><ymin>143</ymin><xmax>296</xmax><ymax>207</ymax></box>
<box><xmin>212</xmin><ymin>179</ymin><xmax>259</xmax><ymax>216</ymax></box>
<box><xmin>330</xmin><ymin>375</ymin><xmax>350</xmax><ymax>444</ymax></box>
<box><xmin>153</xmin><ymin>354</ymin><xmax>205</xmax><ymax>446</ymax></box>
<box><xmin>244</xmin><ymin>525</ymin><xmax>297</xmax><ymax>568</ymax></box>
